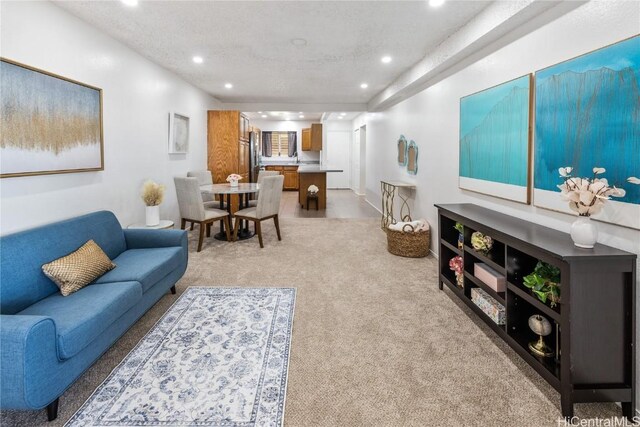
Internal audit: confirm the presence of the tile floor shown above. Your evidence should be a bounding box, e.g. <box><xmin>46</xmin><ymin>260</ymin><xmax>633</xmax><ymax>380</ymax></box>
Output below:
<box><xmin>279</xmin><ymin>189</ymin><xmax>380</xmax><ymax>219</ymax></box>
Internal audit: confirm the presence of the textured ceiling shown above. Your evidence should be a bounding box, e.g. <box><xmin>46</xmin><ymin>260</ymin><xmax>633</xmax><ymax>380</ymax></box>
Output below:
<box><xmin>55</xmin><ymin>0</ymin><xmax>492</xmax><ymax>104</ymax></box>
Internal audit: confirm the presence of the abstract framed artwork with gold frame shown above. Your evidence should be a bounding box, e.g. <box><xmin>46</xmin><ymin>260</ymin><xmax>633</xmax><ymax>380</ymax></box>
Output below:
<box><xmin>0</xmin><ymin>58</ymin><xmax>104</xmax><ymax>178</ymax></box>
<box><xmin>459</xmin><ymin>74</ymin><xmax>533</xmax><ymax>204</ymax></box>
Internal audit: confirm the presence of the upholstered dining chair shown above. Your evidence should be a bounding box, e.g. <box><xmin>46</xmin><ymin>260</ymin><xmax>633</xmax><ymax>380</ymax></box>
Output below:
<box><xmin>174</xmin><ymin>177</ymin><xmax>231</xmax><ymax>252</ymax></box>
<box><xmin>233</xmin><ymin>175</ymin><xmax>284</xmax><ymax>248</ymax></box>
<box><xmin>248</xmin><ymin>170</ymin><xmax>280</xmax><ymax>207</ymax></box>
<box><xmin>187</xmin><ymin>170</ymin><xmax>215</xmax><ymax>203</ymax></box>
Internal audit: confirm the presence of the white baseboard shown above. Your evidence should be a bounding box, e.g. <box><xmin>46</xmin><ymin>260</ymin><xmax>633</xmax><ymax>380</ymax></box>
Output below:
<box><xmin>365</xmin><ymin>198</ymin><xmax>382</xmax><ymax>214</ymax></box>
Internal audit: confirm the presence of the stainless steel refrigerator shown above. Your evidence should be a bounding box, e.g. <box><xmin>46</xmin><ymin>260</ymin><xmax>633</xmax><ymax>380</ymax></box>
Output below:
<box><xmin>249</xmin><ymin>131</ymin><xmax>261</xmax><ymax>183</ymax></box>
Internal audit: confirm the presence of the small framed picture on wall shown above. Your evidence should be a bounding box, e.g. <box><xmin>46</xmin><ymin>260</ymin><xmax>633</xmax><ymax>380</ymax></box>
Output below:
<box><xmin>168</xmin><ymin>112</ymin><xmax>189</xmax><ymax>154</ymax></box>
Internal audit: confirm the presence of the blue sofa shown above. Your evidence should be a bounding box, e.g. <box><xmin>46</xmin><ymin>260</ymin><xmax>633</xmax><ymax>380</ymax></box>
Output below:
<box><xmin>0</xmin><ymin>211</ymin><xmax>188</xmax><ymax>421</ymax></box>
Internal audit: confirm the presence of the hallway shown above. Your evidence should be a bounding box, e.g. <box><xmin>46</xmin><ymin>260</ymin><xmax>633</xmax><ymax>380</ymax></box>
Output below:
<box><xmin>279</xmin><ymin>189</ymin><xmax>380</xmax><ymax>219</ymax></box>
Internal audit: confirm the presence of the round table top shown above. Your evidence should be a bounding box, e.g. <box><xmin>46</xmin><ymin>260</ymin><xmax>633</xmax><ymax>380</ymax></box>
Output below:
<box><xmin>200</xmin><ymin>183</ymin><xmax>260</xmax><ymax>195</ymax></box>
<box><xmin>128</xmin><ymin>220</ymin><xmax>174</xmax><ymax>230</ymax></box>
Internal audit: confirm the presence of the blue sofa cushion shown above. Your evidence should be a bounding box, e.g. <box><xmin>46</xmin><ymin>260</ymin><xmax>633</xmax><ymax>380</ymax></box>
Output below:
<box><xmin>95</xmin><ymin>247</ymin><xmax>183</xmax><ymax>293</ymax></box>
<box><xmin>18</xmin><ymin>281</ymin><xmax>142</xmax><ymax>360</ymax></box>
<box><xmin>0</xmin><ymin>211</ymin><xmax>127</xmax><ymax>314</ymax></box>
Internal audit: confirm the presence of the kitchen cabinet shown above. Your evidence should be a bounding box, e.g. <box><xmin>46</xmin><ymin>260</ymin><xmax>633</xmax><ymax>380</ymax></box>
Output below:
<box><xmin>301</xmin><ymin>124</ymin><xmax>322</xmax><ymax>151</ymax></box>
<box><xmin>301</xmin><ymin>128</ymin><xmax>311</xmax><ymax>151</ymax></box>
<box><xmin>311</xmin><ymin>123</ymin><xmax>322</xmax><ymax>151</ymax></box>
<box><xmin>207</xmin><ymin>110</ymin><xmax>250</xmax><ymax>184</ymax></box>
<box><xmin>264</xmin><ymin>165</ymin><xmax>298</xmax><ymax>191</ymax></box>
<box><xmin>238</xmin><ymin>140</ymin><xmax>249</xmax><ymax>182</ymax></box>
<box><xmin>283</xmin><ymin>166</ymin><xmax>299</xmax><ymax>191</ymax></box>
<box><xmin>239</xmin><ymin>113</ymin><xmax>250</xmax><ymax>141</ymax></box>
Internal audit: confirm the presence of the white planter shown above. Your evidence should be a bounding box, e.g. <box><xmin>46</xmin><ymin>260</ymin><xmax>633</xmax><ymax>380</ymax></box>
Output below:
<box><xmin>145</xmin><ymin>205</ymin><xmax>160</xmax><ymax>227</ymax></box>
<box><xmin>229</xmin><ymin>179</ymin><xmax>239</xmax><ymax>187</ymax></box>
<box><xmin>570</xmin><ymin>216</ymin><xmax>598</xmax><ymax>249</ymax></box>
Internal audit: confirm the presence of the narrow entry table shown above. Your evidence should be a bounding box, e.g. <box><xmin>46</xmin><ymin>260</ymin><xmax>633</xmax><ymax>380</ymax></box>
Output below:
<box><xmin>200</xmin><ymin>183</ymin><xmax>260</xmax><ymax>241</ymax></box>
<box><xmin>380</xmin><ymin>180</ymin><xmax>416</xmax><ymax>229</ymax></box>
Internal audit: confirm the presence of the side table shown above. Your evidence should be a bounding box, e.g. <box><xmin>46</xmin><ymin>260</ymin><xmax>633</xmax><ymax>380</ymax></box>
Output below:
<box><xmin>127</xmin><ymin>220</ymin><xmax>175</xmax><ymax>230</ymax></box>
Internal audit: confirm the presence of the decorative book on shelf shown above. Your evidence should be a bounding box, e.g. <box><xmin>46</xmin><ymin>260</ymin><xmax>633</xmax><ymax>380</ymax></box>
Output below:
<box><xmin>436</xmin><ymin>203</ymin><xmax>636</xmax><ymax>420</ymax></box>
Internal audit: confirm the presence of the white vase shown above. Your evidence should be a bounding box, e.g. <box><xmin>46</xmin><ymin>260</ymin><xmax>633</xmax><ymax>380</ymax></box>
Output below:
<box><xmin>145</xmin><ymin>205</ymin><xmax>160</xmax><ymax>226</ymax></box>
<box><xmin>570</xmin><ymin>215</ymin><xmax>597</xmax><ymax>248</ymax></box>
<box><xmin>230</xmin><ymin>179</ymin><xmax>238</xmax><ymax>187</ymax></box>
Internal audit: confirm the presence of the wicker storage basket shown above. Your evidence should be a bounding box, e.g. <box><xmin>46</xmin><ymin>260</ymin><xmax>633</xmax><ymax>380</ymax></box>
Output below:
<box><xmin>385</xmin><ymin>223</ymin><xmax>430</xmax><ymax>258</ymax></box>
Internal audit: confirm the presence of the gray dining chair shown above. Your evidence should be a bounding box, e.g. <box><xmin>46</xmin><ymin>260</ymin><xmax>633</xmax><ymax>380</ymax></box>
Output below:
<box><xmin>187</xmin><ymin>170</ymin><xmax>215</xmax><ymax>203</ymax></box>
<box><xmin>174</xmin><ymin>177</ymin><xmax>231</xmax><ymax>251</ymax></box>
<box><xmin>233</xmin><ymin>175</ymin><xmax>284</xmax><ymax>248</ymax></box>
<box><xmin>249</xmin><ymin>170</ymin><xmax>280</xmax><ymax>207</ymax></box>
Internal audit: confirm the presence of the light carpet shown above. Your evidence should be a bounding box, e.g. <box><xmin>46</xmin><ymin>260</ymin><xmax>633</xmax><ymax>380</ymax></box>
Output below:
<box><xmin>1</xmin><ymin>217</ymin><xmax>622</xmax><ymax>426</ymax></box>
<box><xmin>65</xmin><ymin>287</ymin><xmax>295</xmax><ymax>427</ymax></box>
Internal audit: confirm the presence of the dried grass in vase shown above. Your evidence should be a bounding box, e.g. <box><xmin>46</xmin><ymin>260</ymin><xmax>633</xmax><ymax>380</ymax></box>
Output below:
<box><xmin>141</xmin><ymin>180</ymin><xmax>165</xmax><ymax>206</ymax></box>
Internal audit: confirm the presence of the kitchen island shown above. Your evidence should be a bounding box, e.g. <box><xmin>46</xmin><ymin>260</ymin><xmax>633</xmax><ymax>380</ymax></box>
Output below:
<box><xmin>298</xmin><ymin>165</ymin><xmax>343</xmax><ymax>209</ymax></box>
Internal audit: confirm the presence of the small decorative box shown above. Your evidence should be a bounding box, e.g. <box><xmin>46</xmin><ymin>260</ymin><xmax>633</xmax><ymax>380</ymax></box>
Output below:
<box><xmin>471</xmin><ymin>288</ymin><xmax>506</xmax><ymax>325</ymax></box>
<box><xmin>474</xmin><ymin>263</ymin><xmax>506</xmax><ymax>293</ymax></box>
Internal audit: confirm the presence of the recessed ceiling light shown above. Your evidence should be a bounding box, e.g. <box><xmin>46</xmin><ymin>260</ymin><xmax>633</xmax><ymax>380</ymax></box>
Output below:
<box><xmin>192</xmin><ymin>56</ymin><xmax>203</xmax><ymax>64</ymax></box>
<box><xmin>224</xmin><ymin>83</ymin><xmax>233</xmax><ymax>89</ymax></box>
<box><xmin>429</xmin><ymin>0</ymin><xmax>446</xmax><ymax>7</ymax></box>
<box><xmin>360</xmin><ymin>83</ymin><xmax>368</xmax><ymax>89</ymax></box>
<box><xmin>258</xmin><ymin>111</ymin><xmax>262</xmax><ymax>114</ymax></box>
<box><xmin>381</xmin><ymin>56</ymin><xmax>392</xmax><ymax>64</ymax></box>
<box><xmin>299</xmin><ymin>115</ymin><xmax>305</xmax><ymax>118</ymax></box>
<box><xmin>261</xmin><ymin>114</ymin><xmax>268</xmax><ymax>118</ymax></box>
<box><xmin>271</xmin><ymin>112</ymin><xmax>281</xmax><ymax>116</ymax></box>
<box><xmin>340</xmin><ymin>112</ymin><xmax>347</xmax><ymax>116</ymax></box>
<box><xmin>291</xmin><ymin>38</ymin><xmax>308</xmax><ymax>47</ymax></box>
<box><xmin>121</xmin><ymin>0</ymin><xmax>138</xmax><ymax>6</ymax></box>
<box><xmin>298</xmin><ymin>111</ymin><xmax>303</xmax><ymax>114</ymax></box>
<box><xmin>338</xmin><ymin>116</ymin><xmax>343</xmax><ymax>119</ymax></box>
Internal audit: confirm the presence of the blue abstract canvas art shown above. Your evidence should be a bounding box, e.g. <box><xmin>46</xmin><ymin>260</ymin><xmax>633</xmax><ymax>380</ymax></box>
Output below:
<box><xmin>459</xmin><ymin>74</ymin><xmax>532</xmax><ymax>203</ymax></box>
<box><xmin>533</xmin><ymin>35</ymin><xmax>640</xmax><ymax>229</ymax></box>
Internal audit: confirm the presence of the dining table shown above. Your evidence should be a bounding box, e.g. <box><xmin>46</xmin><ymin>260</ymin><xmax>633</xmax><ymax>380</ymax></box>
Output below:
<box><xmin>200</xmin><ymin>183</ymin><xmax>260</xmax><ymax>241</ymax></box>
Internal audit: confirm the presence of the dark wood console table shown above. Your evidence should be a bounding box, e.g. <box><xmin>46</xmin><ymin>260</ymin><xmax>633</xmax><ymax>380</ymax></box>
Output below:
<box><xmin>436</xmin><ymin>203</ymin><xmax>636</xmax><ymax>419</ymax></box>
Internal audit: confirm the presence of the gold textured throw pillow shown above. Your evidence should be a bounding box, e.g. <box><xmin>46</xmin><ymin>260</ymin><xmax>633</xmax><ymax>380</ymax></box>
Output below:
<box><xmin>42</xmin><ymin>240</ymin><xmax>116</xmax><ymax>296</ymax></box>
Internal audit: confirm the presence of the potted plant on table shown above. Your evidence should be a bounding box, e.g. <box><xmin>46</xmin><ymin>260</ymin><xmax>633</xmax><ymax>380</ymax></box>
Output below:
<box><xmin>449</xmin><ymin>255</ymin><xmax>464</xmax><ymax>289</ymax></box>
<box><xmin>141</xmin><ymin>180</ymin><xmax>165</xmax><ymax>226</ymax></box>
<box><xmin>226</xmin><ymin>173</ymin><xmax>243</xmax><ymax>187</ymax></box>
<box><xmin>454</xmin><ymin>222</ymin><xmax>464</xmax><ymax>250</ymax></box>
<box><xmin>557</xmin><ymin>167</ymin><xmax>639</xmax><ymax>248</ymax></box>
<box><xmin>523</xmin><ymin>261</ymin><xmax>561</xmax><ymax>308</ymax></box>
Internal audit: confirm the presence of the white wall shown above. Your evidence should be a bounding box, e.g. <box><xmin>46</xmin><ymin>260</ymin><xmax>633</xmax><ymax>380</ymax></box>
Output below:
<box><xmin>250</xmin><ymin>119</ymin><xmax>320</xmax><ymax>162</ymax></box>
<box><xmin>359</xmin><ymin>0</ymin><xmax>639</xmax><ymax>256</ymax></box>
<box><xmin>359</xmin><ymin>0</ymin><xmax>640</xmax><ymax>409</ymax></box>
<box><xmin>0</xmin><ymin>1</ymin><xmax>221</xmax><ymax>235</ymax></box>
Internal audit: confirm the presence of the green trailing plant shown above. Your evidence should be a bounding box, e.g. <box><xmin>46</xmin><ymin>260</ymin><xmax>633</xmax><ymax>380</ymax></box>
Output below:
<box><xmin>454</xmin><ymin>222</ymin><xmax>464</xmax><ymax>233</ymax></box>
<box><xmin>523</xmin><ymin>261</ymin><xmax>561</xmax><ymax>307</ymax></box>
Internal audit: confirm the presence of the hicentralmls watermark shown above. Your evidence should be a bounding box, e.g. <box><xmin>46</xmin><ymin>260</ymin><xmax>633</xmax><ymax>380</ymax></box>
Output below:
<box><xmin>557</xmin><ymin>417</ymin><xmax>640</xmax><ymax>427</ymax></box>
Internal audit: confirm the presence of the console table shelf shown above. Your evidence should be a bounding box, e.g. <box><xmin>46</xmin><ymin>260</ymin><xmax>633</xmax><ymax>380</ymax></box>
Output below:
<box><xmin>436</xmin><ymin>203</ymin><xmax>636</xmax><ymax>419</ymax></box>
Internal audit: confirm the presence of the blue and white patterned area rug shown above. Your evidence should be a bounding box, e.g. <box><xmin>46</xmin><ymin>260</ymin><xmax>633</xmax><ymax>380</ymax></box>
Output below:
<box><xmin>66</xmin><ymin>287</ymin><xmax>296</xmax><ymax>427</ymax></box>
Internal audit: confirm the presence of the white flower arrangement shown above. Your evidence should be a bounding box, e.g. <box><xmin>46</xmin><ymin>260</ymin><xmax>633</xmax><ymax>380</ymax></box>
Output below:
<box><xmin>308</xmin><ymin>184</ymin><xmax>319</xmax><ymax>194</ymax></box>
<box><xmin>226</xmin><ymin>174</ymin><xmax>243</xmax><ymax>183</ymax></box>
<box><xmin>557</xmin><ymin>166</ymin><xmax>639</xmax><ymax>217</ymax></box>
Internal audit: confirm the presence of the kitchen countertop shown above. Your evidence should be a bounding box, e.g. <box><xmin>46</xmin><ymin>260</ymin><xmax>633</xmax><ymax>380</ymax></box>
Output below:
<box><xmin>298</xmin><ymin>165</ymin><xmax>344</xmax><ymax>173</ymax></box>
<box><xmin>261</xmin><ymin>162</ymin><xmax>301</xmax><ymax>167</ymax></box>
